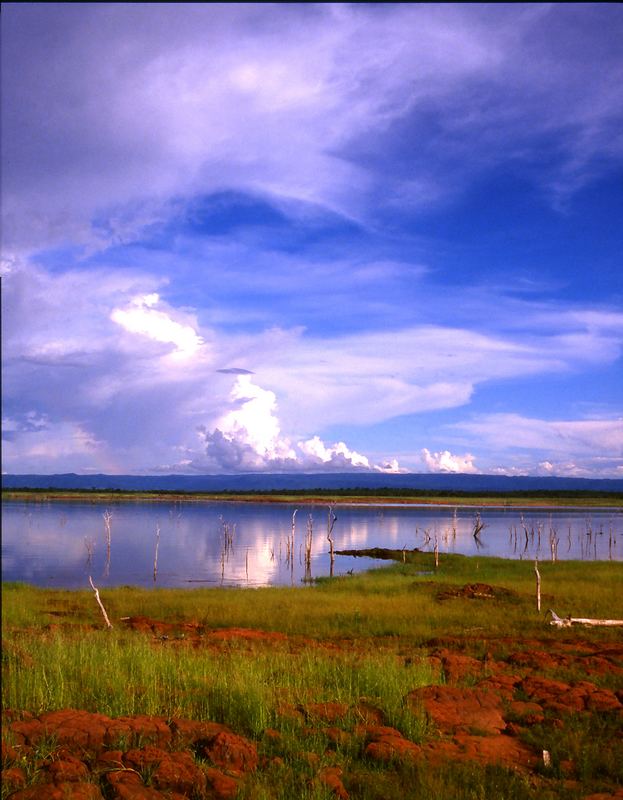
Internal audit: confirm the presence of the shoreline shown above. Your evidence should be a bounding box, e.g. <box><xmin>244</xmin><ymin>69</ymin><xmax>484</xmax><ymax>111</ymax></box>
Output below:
<box><xmin>3</xmin><ymin>489</ymin><xmax>622</xmax><ymax>509</ymax></box>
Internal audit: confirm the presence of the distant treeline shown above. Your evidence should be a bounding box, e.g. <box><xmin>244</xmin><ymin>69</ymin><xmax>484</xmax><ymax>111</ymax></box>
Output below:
<box><xmin>3</xmin><ymin>486</ymin><xmax>623</xmax><ymax>501</ymax></box>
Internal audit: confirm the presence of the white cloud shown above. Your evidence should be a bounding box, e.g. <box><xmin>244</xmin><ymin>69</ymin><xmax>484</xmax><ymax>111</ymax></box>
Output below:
<box><xmin>195</xmin><ymin>376</ymin><xmax>396</xmax><ymax>473</ymax></box>
<box><xmin>421</xmin><ymin>448</ymin><xmax>478</xmax><ymax>474</ymax></box>
<box><xmin>110</xmin><ymin>293</ymin><xmax>204</xmax><ymax>358</ymax></box>
<box><xmin>297</xmin><ymin>436</ymin><xmax>371</xmax><ymax>470</ymax></box>
<box><xmin>451</xmin><ymin>414</ymin><xmax>623</xmax><ymax>477</ymax></box>
<box><xmin>3</xmin><ymin>5</ymin><xmax>622</xmax><ymax>254</ymax></box>
<box><xmin>2</xmin><ymin>414</ymin><xmax>103</xmax><ymax>473</ymax></box>
<box><xmin>456</xmin><ymin>414</ymin><xmax>623</xmax><ymax>455</ymax></box>
<box><xmin>2</xmin><ymin>260</ymin><xmax>622</xmax><ymax>476</ymax></box>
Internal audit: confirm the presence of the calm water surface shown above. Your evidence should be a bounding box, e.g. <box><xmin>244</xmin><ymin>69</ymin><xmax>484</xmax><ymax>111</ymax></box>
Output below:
<box><xmin>2</xmin><ymin>501</ymin><xmax>621</xmax><ymax>589</ymax></box>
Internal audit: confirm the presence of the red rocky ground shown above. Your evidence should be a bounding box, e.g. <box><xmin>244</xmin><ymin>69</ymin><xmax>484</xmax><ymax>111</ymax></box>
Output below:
<box><xmin>3</xmin><ymin>609</ymin><xmax>623</xmax><ymax>799</ymax></box>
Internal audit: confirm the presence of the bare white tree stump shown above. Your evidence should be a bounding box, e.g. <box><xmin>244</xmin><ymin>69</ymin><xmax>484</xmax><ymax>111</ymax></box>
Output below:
<box><xmin>89</xmin><ymin>576</ymin><xmax>113</xmax><ymax>629</ymax></box>
<box><xmin>547</xmin><ymin>609</ymin><xmax>623</xmax><ymax>628</ymax></box>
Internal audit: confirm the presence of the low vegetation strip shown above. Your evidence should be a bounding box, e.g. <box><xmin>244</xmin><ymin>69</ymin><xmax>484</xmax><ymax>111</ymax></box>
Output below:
<box><xmin>4</xmin><ymin>487</ymin><xmax>623</xmax><ymax>507</ymax></box>
<box><xmin>3</xmin><ymin>554</ymin><xmax>623</xmax><ymax>798</ymax></box>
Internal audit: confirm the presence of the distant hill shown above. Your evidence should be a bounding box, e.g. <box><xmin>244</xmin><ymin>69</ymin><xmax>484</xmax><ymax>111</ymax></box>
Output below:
<box><xmin>3</xmin><ymin>472</ymin><xmax>623</xmax><ymax>493</ymax></box>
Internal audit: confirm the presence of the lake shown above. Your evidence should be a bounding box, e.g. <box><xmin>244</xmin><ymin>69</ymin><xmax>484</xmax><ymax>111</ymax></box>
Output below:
<box><xmin>2</xmin><ymin>500</ymin><xmax>621</xmax><ymax>589</ymax></box>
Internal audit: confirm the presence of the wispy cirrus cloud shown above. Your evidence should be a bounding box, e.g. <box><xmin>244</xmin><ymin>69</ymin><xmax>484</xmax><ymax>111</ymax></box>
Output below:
<box><xmin>3</xmin><ymin>4</ymin><xmax>622</xmax><ymax>254</ymax></box>
<box><xmin>449</xmin><ymin>413</ymin><xmax>623</xmax><ymax>478</ymax></box>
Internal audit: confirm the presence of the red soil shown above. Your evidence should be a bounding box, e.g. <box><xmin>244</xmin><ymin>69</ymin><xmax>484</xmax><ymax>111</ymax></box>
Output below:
<box><xmin>3</xmin><ymin>619</ymin><xmax>623</xmax><ymax>798</ymax></box>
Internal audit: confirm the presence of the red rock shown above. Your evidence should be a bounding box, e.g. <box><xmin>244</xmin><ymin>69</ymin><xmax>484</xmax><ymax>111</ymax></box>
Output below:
<box><xmin>94</xmin><ymin>750</ymin><xmax>124</xmax><ymax>770</ymax></box>
<box><xmin>353</xmin><ymin>701</ymin><xmax>384</xmax><ymax>726</ymax></box>
<box><xmin>1</xmin><ymin>766</ymin><xmax>26</xmax><ymax>791</ymax></box>
<box><xmin>584</xmin><ymin>688</ymin><xmax>622</xmax><ymax>713</ymax></box>
<box><xmin>325</xmin><ymin>727</ymin><xmax>351</xmax><ymax>747</ymax></box>
<box><xmin>304</xmin><ymin>752</ymin><xmax>320</xmax><ymax>767</ymax></box>
<box><xmin>47</xmin><ymin>755</ymin><xmax>89</xmax><ymax>783</ymax></box>
<box><xmin>423</xmin><ymin>733</ymin><xmax>535</xmax><ymax>770</ymax></box>
<box><xmin>363</xmin><ymin>727</ymin><xmax>421</xmax><ymax>763</ymax></box>
<box><xmin>106</xmin><ymin>715</ymin><xmax>171</xmax><ymax>748</ymax></box>
<box><xmin>438</xmin><ymin>650</ymin><xmax>484</xmax><ymax>683</ymax></box>
<box><xmin>198</xmin><ymin>730</ymin><xmax>258</xmax><ymax>774</ymax></box>
<box><xmin>205</xmin><ymin>767</ymin><xmax>240</xmax><ymax>800</ymax></box>
<box><xmin>123</xmin><ymin>744</ymin><xmax>167</xmax><ymax>772</ymax></box>
<box><xmin>10</xmin><ymin>719</ymin><xmax>44</xmax><ymax>745</ymax></box>
<box><xmin>206</xmin><ymin>627</ymin><xmax>287</xmax><ymax>642</ymax></box>
<box><xmin>365</xmin><ymin>735</ymin><xmax>421</xmax><ymax>763</ymax></box>
<box><xmin>122</xmin><ymin>616</ymin><xmax>168</xmax><ymax>635</ymax></box>
<box><xmin>304</xmin><ymin>702</ymin><xmax>349</xmax><ymax>723</ymax></box>
<box><xmin>2</xmin><ymin>739</ymin><xmax>20</xmax><ymax>763</ymax></box>
<box><xmin>478</xmin><ymin>674</ymin><xmax>521</xmax><ymax>699</ymax></box>
<box><xmin>105</xmin><ymin>770</ymin><xmax>162</xmax><ymax>800</ymax></box>
<box><xmin>520</xmin><ymin>676</ymin><xmax>585</xmax><ymax>713</ymax></box>
<box><xmin>276</xmin><ymin>702</ymin><xmax>305</xmax><ymax>723</ymax></box>
<box><xmin>454</xmin><ymin>733</ymin><xmax>535</xmax><ymax>768</ymax></box>
<box><xmin>319</xmin><ymin>765</ymin><xmax>349</xmax><ymax>799</ymax></box>
<box><xmin>152</xmin><ymin>751</ymin><xmax>206</xmax><ymax>796</ymax></box>
<box><xmin>38</xmin><ymin>710</ymin><xmax>111</xmax><ymax>750</ymax></box>
<box><xmin>11</xmin><ymin>782</ymin><xmax>104</xmax><ymax>799</ymax></box>
<box><xmin>582</xmin><ymin>793</ymin><xmax>623</xmax><ymax>800</ymax></box>
<box><xmin>169</xmin><ymin>718</ymin><xmax>227</xmax><ymax>746</ymax></box>
<box><xmin>507</xmin><ymin>700</ymin><xmax>544</xmax><ymax>726</ymax></box>
<box><xmin>409</xmin><ymin>685</ymin><xmax>506</xmax><ymax>735</ymax></box>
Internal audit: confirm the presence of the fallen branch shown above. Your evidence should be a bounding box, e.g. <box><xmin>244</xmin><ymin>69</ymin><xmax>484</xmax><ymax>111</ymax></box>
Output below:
<box><xmin>547</xmin><ymin>609</ymin><xmax>623</xmax><ymax>628</ymax></box>
<box><xmin>89</xmin><ymin>576</ymin><xmax>113</xmax><ymax>629</ymax></box>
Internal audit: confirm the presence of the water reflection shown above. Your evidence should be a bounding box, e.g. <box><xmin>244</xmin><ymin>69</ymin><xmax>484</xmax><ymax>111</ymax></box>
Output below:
<box><xmin>1</xmin><ymin>501</ymin><xmax>621</xmax><ymax>589</ymax></box>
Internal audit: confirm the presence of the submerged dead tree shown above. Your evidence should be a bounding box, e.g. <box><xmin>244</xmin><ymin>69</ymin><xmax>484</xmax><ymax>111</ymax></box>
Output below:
<box><xmin>103</xmin><ymin>510</ymin><xmax>113</xmax><ymax>578</ymax></box>
<box><xmin>473</xmin><ymin>512</ymin><xmax>486</xmax><ymax>549</ymax></box>
<box><xmin>327</xmin><ymin>505</ymin><xmax>337</xmax><ymax>577</ymax></box>
<box><xmin>153</xmin><ymin>523</ymin><xmax>160</xmax><ymax>582</ymax></box>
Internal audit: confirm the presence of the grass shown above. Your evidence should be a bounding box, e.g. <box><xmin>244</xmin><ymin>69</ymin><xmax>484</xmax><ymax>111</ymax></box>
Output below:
<box><xmin>4</xmin><ymin>488</ymin><xmax>622</xmax><ymax>507</ymax></box>
<box><xmin>3</xmin><ymin>553</ymin><xmax>623</xmax><ymax>799</ymax></box>
<box><xmin>4</xmin><ymin>553</ymin><xmax>621</xmax><ymax>637</ymax></box>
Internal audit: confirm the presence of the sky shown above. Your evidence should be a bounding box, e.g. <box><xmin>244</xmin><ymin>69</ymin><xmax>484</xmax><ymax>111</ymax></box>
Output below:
<box><xmin>1</xmin><ymin>3</ymin><xmax>622</xmax><ymax>478</ymax></box>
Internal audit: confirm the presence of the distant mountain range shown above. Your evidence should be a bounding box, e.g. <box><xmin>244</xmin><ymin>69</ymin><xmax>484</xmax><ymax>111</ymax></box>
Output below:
<box><xmin>3</xmin><ymin>472</ymin><xmax>623</xmax><ymax>493</ymax></box>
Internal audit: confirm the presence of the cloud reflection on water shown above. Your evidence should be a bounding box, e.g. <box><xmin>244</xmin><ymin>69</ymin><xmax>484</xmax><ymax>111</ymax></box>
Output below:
<box><xmin>2</xmin><ymin>501</ymin><xmax>621</xmax><ymax>589</ymax></box>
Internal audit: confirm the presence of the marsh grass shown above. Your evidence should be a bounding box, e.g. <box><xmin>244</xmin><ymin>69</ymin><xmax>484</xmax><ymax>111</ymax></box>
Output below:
<box><xmin>2</xmin><ymin>625</ymin><xmax>435</xmax><ymax>739</ymax></box>
<box><xmin>3</xmin><ymin>556</ymin><xmax>621</xmax><ymax>638</ymax></box>
<box><xmin>3</xmin><ymin>554</ymin><xmax>623</xmax><ymax>800</ymax></box>
<box><xmin>520</xmin><ymin>712</ymin><xmax>623</xmax><ymax>785</ymax></box>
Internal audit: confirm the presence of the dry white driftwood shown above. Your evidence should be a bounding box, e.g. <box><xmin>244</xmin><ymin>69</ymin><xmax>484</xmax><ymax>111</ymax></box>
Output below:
<box><xmin>534</xmin><ymin>559</ymin><xmax>541</xmax><ymax>612</ymax></box>
<box><xmin>547</xmin><ymin>609</ymin><xmax>623</xmax><ymax>628</ymax></box>
<box><xmin>89</xmin><ymin>575</ymin><xmax>113</xmax><ymax>629</ymax></box>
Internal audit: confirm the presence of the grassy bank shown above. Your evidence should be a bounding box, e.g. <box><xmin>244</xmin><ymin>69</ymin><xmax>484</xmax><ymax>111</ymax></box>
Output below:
<box><xmin>3</xmin><ymin>487</ymin><xmax>623</xmax><ymax>507</ymax></box>
<box><xmin>3</xmin><ymin>555</ymin><xmax>623</xmax><ymax>799</ymax></box>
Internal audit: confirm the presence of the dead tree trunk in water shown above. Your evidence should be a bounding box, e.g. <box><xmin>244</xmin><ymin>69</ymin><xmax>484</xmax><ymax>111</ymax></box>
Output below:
<box><xmin>327</xmin><ymin>505</ymin><xmax>337</xmax><ymax>577</ymax></box>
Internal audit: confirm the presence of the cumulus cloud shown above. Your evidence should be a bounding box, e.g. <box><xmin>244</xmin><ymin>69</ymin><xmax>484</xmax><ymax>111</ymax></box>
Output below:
<box><xmin>111</xmin><ymin>293</ymin><xmax>205</xmax><ymax>358</ymax></box>
<box><xmin>2</xmin><ymin>257</ymin><xmax>623</xmax><ymax>475</ymax></box>
<box><xmin>195</xmin><ymin>375</ymin><xmax>397</xmax><ymax>473</ymax></box>
<box><xmin>421</xmin><ymin>448</ymin><xmax>478</xmax><ymax>474</ymax></box>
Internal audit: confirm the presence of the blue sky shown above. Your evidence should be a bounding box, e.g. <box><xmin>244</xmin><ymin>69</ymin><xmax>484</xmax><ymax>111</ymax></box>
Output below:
<box><xmin>2</xmin><ymin>3</ymin><xmax>622</xmax><ymax>477</ymax></box>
